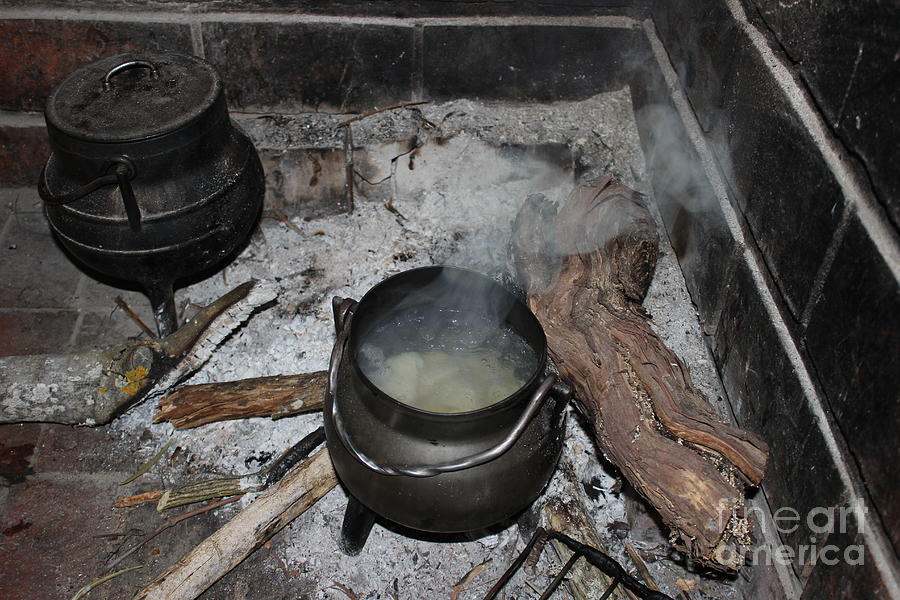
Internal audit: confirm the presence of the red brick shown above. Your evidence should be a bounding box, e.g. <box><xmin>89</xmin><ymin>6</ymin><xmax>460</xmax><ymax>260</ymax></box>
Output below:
<box><xmin>0</xmin><ymin>125</ymin><xmax>48</xmax><ymax>187</ymax></box>
<box><xmin>0</xmin><ymin>311</ymin><xmax>78</xmax><ymax>356</ymax></box>
<box><xmin>0</xmin><ymin>211</ymin><xmax>84</xmax><ymax>309</ymax></box>
<box><xmin>0</xmin><ymin>477</ymin><xmax>122</xmax><ymax>600</ymax></box>
<box><xmin>37</xmin><ymin>424</ymin><xmax>143</xmax><ymax>474</ymax></box>
<box><xmin>0</xmin><ymin>423</ymin><xmax>44</xmax><ymax>447</ymax></box>
<box><xmin>0</xmin><ymin>19</ymin><xmax>193</xmax><ymax>111</ymax></box>
<box><xmin>0</xmin><ymin>424</ymin><xmax>42</xmax><ymax>486</ymax></box>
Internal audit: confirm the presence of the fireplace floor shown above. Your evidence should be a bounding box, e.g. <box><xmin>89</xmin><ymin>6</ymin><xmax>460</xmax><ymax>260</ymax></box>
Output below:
<box><xmin>1</xmin><ymin>90</ymin><xmax>758</xmax><ymax>600</ymax></box>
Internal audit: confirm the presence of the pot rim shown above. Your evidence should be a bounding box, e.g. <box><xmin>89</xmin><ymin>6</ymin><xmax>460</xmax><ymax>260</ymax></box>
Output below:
<box><xmin>347</xmin><ymin>265</ymin><xmax>548</xmax><ymax>420</ymax></box>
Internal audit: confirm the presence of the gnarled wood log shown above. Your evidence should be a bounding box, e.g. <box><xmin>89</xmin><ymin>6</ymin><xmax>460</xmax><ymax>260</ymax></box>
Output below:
<box><xmin>512</xmin><ymin>178</ymin><xmax>768</xmax><ymax>571</ymax></box>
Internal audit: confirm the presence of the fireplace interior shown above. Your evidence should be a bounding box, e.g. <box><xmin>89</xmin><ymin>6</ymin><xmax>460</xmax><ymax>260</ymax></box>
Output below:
<box><xmin>0</xmin><ymin>2</ymin><xmax>897</xmax><ymax>600</ymax></box>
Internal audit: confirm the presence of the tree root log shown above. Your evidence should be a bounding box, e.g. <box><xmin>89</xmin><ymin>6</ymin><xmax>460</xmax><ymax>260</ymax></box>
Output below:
<box><xmin>512</xmin><ymin>178</ymin><xmax>768</xmax><ymax>571</ymax></box>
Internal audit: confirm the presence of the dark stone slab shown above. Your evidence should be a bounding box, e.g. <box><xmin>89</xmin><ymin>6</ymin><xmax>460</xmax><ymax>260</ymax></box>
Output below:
<box><xmin>650</xmin><ymin>0</ymin><xmax>742</xmax><ymax>136</ymax></box>
<box><xmin>713</xmin><ymin>261</ymin><xmax>792</xmax><ymax>434</ymax></box>
<box><xmin>202</xmin><ymin>22</ymin><xmax>415</xmax><ymax>113</ymax></box>
<box><xmin>805</xmin><ymin>215</ymin><xmax>900</xmax><ymax>555</ymax></box>
<box><xmin>0</xmin><ymin>19</ymin><xmax>193</xmax><ymax>112</ymax></box>
<box><xmin>0</xmin><ymin>211</ymin><xmax>83</xmax><ymax>309</ymax></box>
<box><xmin>712</xmin><ymin>261</ymin><xmax>850</xmax><ymax>575</ymax></box>
<box><xmin>746</xmin><ymin>0</ymin><xmax>900</xmax><ymax>230</ymax></box>
<box><xmin>0</xmin><ymin>0</ymin><xmax>650</xmax><ymax>17</ymax></box>
<box><xmin>630</xmin><ymin>46</ymin><xmax>737</xmax><ymax>330</ymax></box>
<box><xmin>653</xmin><ymin>1</ymin><xmax>849</xmax><ymax>319</ymax></box>
<box><xmin>0</xmin><ymin>125</ymin><xmax>49</xmax><ymax>188</ymax></box>
<box><xmin>260</xmin><ymin>148</ymin><xmax>349</xmax><ymax>217</ymax></box>
<box><xmin>724</xmin><ymin>46</ymin><xmax>845</xmax><ymax>320</ymax></box>
<box><xmin>800</xmin><ymin>531</ymin><xmax>890</xmax><ymax>600</ymax></box>
<box><xmin>760</xmin><ymin>402</ymin><xmax>845</xmax><ymax>577</ymax></box>
<box><xmin>423</xmin><ymin>26</ymin><xmax>635</xmax><ymax>102</ymax></box>
<box><xmin>737</xmin><ymin>531</ymin><xmax>793</xmax><ymax>600</ymax></box>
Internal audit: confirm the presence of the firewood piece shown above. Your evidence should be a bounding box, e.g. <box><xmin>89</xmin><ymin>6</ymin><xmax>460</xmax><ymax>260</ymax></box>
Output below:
<box><xmin>623</xmin><ymin>540</ymin><xmax>660</xmax><ymax>593</ymax></box>
<box><xmin>513</xmin><ymin>178</ymin><xmax>769</xmax><ymax>571</ymax></box>
<box><xmin>0</xmin><ymin>281</ymin><xmax>277</xmax><ymax>425</ymax></box>
<box><xmin>543</xmin><ymin>496</ymin><xmax>629</xmax><ymax>600</ymax></box>
<box><xmin>153</xmin><ymin>372</ymin><xmax>326</xmax><ymax>429</ymax></box>
<box><xmin>113</xmin><ymin>490</ymin><xmax>163</xmax><ymax>508</ymax></box>
<box><xmin>132</xmin><ymin>448</ymin><xmax>336</xmax><ymax>600</ymax></box>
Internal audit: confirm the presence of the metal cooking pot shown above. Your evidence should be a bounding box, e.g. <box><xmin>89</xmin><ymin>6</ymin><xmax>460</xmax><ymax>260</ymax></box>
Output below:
<box><xmin>324</xmin><ymin>266</ymin><xmax>568</xmax><ymax>538</ymax></box>
<box><xmin>39</xmin><ymin>51</ymin><xmax>264</xmax><ymax>335</ymax></box>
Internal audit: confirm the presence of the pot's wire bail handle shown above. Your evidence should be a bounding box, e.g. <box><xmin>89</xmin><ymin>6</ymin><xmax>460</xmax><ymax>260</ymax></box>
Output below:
<box><xmin>102</xmin><ymin>60</ymin><xmax>159</xmax><ymax>90</ymax></box>
<box><xmin>39</xmin><ymin>157</ymin><xmax>142</xmax><ymax>232</ymax></box>
<box><xmin>328</xmin><ymin>296</ymin><xmax>565</xmax><ymax>478</ymax></box>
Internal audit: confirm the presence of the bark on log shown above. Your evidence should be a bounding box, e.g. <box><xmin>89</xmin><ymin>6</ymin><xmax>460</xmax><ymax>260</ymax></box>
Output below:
<box><xmin>154</xmin><ymin>371</ymin><xmax>327</xmax><ymax>429</ymax></box>
<box><xmin>132</xmin><ymin>448</ymin><xmax>337</xmax><ymax>600</ymax></box>
<box><xmin>0</xmin><ymin>281</ymin><xmax>277</xmax><ymax>425</ymax></box>
<box><xmin>0</xmin><ymin>349</ymin><xmax>152</xmax><ymax>425</ymax></box>
<box><xmin>513</xmin><ymin>178</ymin><xmax>768</xmax><ymax>571</ymax></box>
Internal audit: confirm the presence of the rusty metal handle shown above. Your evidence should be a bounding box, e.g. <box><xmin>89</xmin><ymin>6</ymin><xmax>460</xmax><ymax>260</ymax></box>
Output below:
<box><xmin>103</xmin><ymin>60</ymin><xmax>159</xmax><ymax>90</ymax></box>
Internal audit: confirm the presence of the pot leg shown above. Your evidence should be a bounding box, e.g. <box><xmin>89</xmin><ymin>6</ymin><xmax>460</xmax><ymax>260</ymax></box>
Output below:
<box><xmin>338</xmin><ymin>495</ymin><xmax>376</xmax><ymax>556</ymax></box>
<box><xmin>147</xmin><ymin>282</ymin><xmax>178</xmax><ymax>338</ymax></box>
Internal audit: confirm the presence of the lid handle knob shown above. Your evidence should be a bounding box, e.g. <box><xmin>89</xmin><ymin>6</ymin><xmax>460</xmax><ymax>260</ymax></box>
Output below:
<box><xmin>102</xmin><ymin>60</ymin><xmax>159</xmax><ymax>90</ymax></box>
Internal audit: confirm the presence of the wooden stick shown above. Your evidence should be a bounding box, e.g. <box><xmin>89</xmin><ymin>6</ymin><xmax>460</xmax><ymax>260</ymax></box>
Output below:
<box><xmin>336</xmin><ymin>100</ymin><xmax>430</xmax><ymax>127</ymax></box>
<box><xmin>262</xmin><ymin>210</ymin><xmax>304</xmax><ymax>236</ymax></box>
<box><xmin>115</xmin><ymin>296</ymin><xmax>157</xmax><ymax>339</ymax></box>
<box><xmin>113</xmin><ymin>490</ymin><xmax>163</xmax><ymax>508</ymax></box>
<box><xmin>343</xmin><ymin>125</ymin><xmax>355</xmax><ymax>214</ymax></box>
<box><xmin>71</xmin><ymin>566</ymin><xmax>144</xmax><ymax>600</ymax></box>
<box><xmin>132</xmin><ymin>448</ymin><xmax>336</xmax><ymax>600</ymax></box>
<box><xmin>623</xmin><ymin>541</ymin><xmax>660</xmax><ymax>593</ymax></box>
<box><xmin>542</xmin><ymin>494</ymin><xmax>628</xmax><ymax>600</ymax></box>
<box><xmin>153</xmin><ymin>371</ymin><xmax>326</xmax><ymax>429</ymax></box>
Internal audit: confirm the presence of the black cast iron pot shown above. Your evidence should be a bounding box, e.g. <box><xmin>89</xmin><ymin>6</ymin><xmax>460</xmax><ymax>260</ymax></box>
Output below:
<box><xmin>324</xmin><ymin>266</ymin><xmax>568</xmax><ymax>535</ymax></box>
<box><xmin>39</xmin><ymin>52</ymin><xmax>264</xmax><ymax>336</ymax></box>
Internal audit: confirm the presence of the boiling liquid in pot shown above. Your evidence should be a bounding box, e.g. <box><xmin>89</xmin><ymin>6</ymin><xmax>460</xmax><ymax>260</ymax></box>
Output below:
<box><xmin>357</xmin><ymin>305</ymin><xmax>538</xmax><ymax>413</ymax></box>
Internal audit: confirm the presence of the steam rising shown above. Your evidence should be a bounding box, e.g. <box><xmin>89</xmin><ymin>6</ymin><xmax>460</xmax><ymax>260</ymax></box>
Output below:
<box><xmin>357</xmin><ymin>269</ymin><xmax>539</xmax><ymax>413</ymax></box>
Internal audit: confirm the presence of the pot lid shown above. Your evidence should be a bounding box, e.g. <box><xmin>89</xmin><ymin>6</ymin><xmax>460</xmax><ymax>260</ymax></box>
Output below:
<box><xmin>45</xmin><ymin>52</ymin><xmax>222</xmax><ymax>143</ymax></box>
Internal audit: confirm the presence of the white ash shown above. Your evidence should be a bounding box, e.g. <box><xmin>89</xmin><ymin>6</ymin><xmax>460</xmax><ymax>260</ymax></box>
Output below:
<box><xmin>109</xmin><ymin>89</ymin><xmax>741</xmax><ymax>599</ymax></box>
